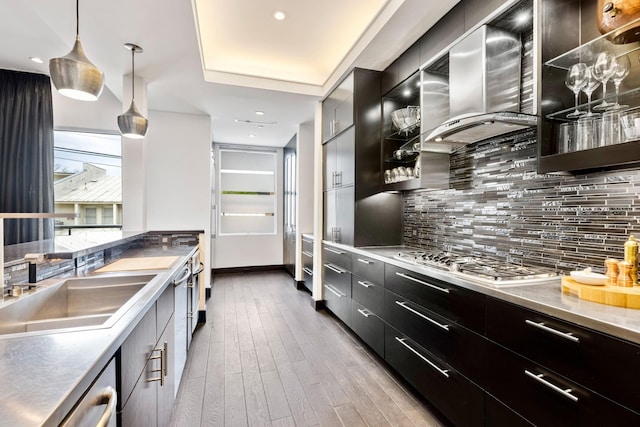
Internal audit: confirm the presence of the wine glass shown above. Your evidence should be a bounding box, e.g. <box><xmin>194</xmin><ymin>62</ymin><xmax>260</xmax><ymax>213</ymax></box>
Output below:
<box><xmin>565</xmin><ymin>63</ymin><xmax>588</xmax><ymax>118</ymax></box>
<box><xmin>592</xmin><ymin>52</ymin><xmax>618</xmax><ymax>111</ymax></box>
<box><xmin>582</xmin><ymin>66</ymin><xmax>601</xmax><ymax>117</ymax></box>
<box><xmin>611</xmin><ymin>55</ymin><xmax>631</xmax><ymax>110</ymax></box>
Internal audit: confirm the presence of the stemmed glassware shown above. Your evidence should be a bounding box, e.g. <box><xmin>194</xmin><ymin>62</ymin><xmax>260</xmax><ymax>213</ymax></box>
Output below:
<box><xmin>611</xmin><ymin>54</ymin><xmax>631</xmax><ymax>110</ymax></box>
<box><xmin>592</xmin><ymin>52</ymin><xmax>618</xmax><ymax>111</ymax></box>
<box><xmin>565</xmin><ymin>63</ymin><xmax>588</xmax><ymax>118</ymax></box>
<box><xmin>582</xmin><ymin>66</ymin><xmax>601</xmax><ymax>117</ymax></box>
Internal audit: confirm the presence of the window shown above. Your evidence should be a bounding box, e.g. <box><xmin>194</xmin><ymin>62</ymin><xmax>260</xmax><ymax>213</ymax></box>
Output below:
<box><xmin>53</xmin><ymin>130</ymin><xmax>122</xmax><ymax>232</ymax></box>
<box><xmin>85</xmin><ymin>207</ymin><xmax>97</xmax><ymax>225</ymax></box>
<box><xmin>218</xmin><ymin>148</ymin><xmax>277</xmax><ymax>235</ymax></box>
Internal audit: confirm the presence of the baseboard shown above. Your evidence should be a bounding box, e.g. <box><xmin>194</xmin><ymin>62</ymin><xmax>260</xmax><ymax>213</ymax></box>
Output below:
<box><xmin>205</xmin><ymin>287</ymin><xmax>211</xmax><ymax>299</ymax></box>
<box><xmin>198</xmin><ymin>309</ymin><xmax>206</xmax><ymax>324</ymax></box>
<box><xmin>213</xmin><ymin>265</ymin><xmax>286</xmax><ymax>275</ymax></box>
<box><xmin>311</xmin><ymin>299</ymin><xmax>325</xmax><ymax>311</ymax></box>
<box><xmin>295</xmin><ymin>280</ymin><xmax>305</xmax><ymax>290</ymax></box>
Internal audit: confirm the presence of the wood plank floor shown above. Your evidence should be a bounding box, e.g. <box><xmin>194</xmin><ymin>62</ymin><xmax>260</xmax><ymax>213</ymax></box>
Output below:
<box><xmin>170</xmin><ymin>271</ymin><xmax>449</xmax><ymax>427</ymax></box>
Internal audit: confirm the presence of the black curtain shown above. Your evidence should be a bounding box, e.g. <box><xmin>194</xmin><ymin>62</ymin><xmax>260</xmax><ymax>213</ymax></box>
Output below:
<box><xmin>0</xmin><ymin>69</ymin><xmax>55</xmax><ymax>245</ymax></box>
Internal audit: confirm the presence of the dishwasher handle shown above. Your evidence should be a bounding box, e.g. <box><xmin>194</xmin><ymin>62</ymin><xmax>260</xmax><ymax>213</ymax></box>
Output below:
<box><xmin>173</xmin><ymin>265</ymin><xmax>191</xmax><ymax>286</ymax></box>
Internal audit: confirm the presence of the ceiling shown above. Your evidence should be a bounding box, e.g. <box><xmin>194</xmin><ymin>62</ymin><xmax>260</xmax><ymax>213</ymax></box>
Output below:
<box><xmin>0</xmin><ymin>0</ymin><xmax>460</xmax><ymax>147</ymax></box>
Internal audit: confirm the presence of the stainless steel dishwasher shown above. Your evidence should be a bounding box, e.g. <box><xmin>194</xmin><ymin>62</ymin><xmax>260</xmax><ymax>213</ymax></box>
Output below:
<box><xmin>60</xmin><ymin>358</ymin><xmax>117</xmax><ymax>427</ymax></box>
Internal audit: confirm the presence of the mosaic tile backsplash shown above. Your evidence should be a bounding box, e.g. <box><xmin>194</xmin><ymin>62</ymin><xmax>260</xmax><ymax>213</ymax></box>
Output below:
<box><xmin>402</xmin><ymin>129</ymin><xmax>640</xmax><ymax>274</ymax></box>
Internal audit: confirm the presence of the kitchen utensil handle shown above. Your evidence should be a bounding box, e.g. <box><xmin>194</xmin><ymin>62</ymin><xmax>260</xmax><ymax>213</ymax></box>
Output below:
<box><xmin>324</xmin><ymin>263</ymin><xmax>346</xmax><ymax>274</ymax></box>
<box><xmin>325</xmin><ymin>247</ymin><xmax>345</xmax><ymax>255</ymax></box>
<box><xmin>357</xmin><ymin>258</ymin><xmax>373</xmax><ymax>265</ymax></box>
<box><xmin>525</xmin><ymin>320</ymin><xmax>579</xmax><ymax>343</ymax></box>
<box><xmin>303</xmin><ymin>267</ymin><xmax>313</xmax><ymax>276</ymax></box>
<box><xmin>357</xmin><ymin>280</ymin><xmax>372</xmax><ymax>288</ymax></box>
<box><xmin>524</xmin><ymin>370</ymin><xmax>579</xmax><ymax>402</ymax></box>
<box><xmin>357</xmin><ymin>308</ymin><xmax>372</xmax><ymax>318</ymax></box>
<box><xmin>395</xmin><ymin>337</ymin><xmax>449</xmax><ymax>378</ymax></box>
<box><xmin>395</xmin><ymin>300</ymin><xmax>449</xmax><ymax>331</ymax></box>
<box><xmin>95</xmin><ymin>386</ymin><xmax>117</xmax><ymax>427</ymax></box>
<box><xmin>324</xmin><ymin>284</ymin><xmax>344</xmax><ymax>298</ymax></box>
<box><xmin>395</xmin><ymin>272</ymin><xmax>450</xmax><ymax>294</ymax></box>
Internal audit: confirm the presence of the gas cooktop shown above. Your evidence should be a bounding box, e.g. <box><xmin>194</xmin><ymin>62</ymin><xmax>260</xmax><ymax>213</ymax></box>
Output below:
<box><xmin>394</xmin><ymin>250</ymin><xmax>560</xmax><ymax>287</ymax></box>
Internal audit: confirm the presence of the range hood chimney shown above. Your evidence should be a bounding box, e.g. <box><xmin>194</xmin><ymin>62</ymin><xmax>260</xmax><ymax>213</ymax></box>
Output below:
<box><xmin>422</xmin><ymin>25</ymin><xmax>537</xmax><ymax>151</ymax></box>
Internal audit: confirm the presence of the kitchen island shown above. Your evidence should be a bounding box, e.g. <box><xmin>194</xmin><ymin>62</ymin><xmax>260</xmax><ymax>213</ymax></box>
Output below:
<box><xmin>0</xmin><ymin>232</ymin><xmax>200</xmax><ymax>426</ymax></box>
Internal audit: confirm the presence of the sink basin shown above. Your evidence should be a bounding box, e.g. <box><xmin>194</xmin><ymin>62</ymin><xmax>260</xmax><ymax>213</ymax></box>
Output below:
<box><xmin>0</xmin><ymin>274</ymin><xmax>157</xmax><ymax>336</ymax></box>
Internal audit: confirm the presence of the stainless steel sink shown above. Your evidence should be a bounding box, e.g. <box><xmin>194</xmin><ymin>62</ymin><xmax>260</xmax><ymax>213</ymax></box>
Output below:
<box><xmin>0</xmin><ymin>274</ymin><xmax>157</xmax><ymax>336</ymax></box>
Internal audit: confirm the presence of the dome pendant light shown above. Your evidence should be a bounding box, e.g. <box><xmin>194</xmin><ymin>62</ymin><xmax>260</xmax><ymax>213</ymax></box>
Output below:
<box><xmin>49</xmin><ymin>0</ymin><xmax>104</xmax><ymax>101</ymax></box>
<box><xmin>117</xmin><ymin>43</ymin><xmax>148</xmax><ymax>139</ymax></box>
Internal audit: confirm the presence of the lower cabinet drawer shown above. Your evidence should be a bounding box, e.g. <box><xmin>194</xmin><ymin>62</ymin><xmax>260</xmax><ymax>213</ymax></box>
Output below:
<box><xmin>384</xmin><ymin>290</ymin><xmax>485</xmax><ymax>386</ymax></box>
<box><xmin>303</xmin><ymin>267</ymin><xmax>313</xmax><ymax>292</ymax></box>
<box><xmin>486</xmin><ymin>341</ymin><xmax>640</xmax><ymax>426</ymax></box>
<box><xmin>350</xmin><ymin>300</ymin><xmax>384</xmax><ymax>357</ymax></box>
<box><xmin>351</xmin><ymin>274</ymin><xmax>384</xmax><ymax>314</ymax></box>
<box><xmin>323</xmin><ymin>263</ymin><xmax>351</xmax><ymax>297</ymax></box>
<box><xmin>385</xmin><ymin>324</ymin><xmax>484</xmax><ymax>427</ymax></box>
<box><xmin>324</xmin><ymin>283</ymin><xmax>351</xmax><ymax>327</ymax></box>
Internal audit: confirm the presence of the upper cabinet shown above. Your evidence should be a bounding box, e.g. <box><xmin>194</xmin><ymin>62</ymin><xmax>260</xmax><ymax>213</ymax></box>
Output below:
<box><xmin>322</xmin><ymin>73</ymin><xmax>354</xmax><ymax>143</ymax></box>
<box><xmin>538</xmin><ymin>0</ymin><xmax>640</xmax><ymax>173</ymax></box>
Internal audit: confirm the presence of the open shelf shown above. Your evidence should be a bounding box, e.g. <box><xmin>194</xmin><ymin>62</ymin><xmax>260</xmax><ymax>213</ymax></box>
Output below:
<box><xmin>545</xmin><ymin>87</ymin><xmax>640</xmax><ymax>121</ymax></box>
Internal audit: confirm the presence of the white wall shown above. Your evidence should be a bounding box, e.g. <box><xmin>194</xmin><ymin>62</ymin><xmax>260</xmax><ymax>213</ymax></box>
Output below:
<box><xmin>213</xmin><ymin>145</ymin><xmax>284</xmax><ymax>269</ymax></box>
<box><xmin>145</xmin><ymin>110</ymin><xmax>211</xmax><ymax>232</ymax></box>
<box><xmin>295</xmin><ymin>120</ymin><xmax>315</xmax><ymax>280</ymax></box>
<box><xmin>52</xmin><ymin>87</ymin><xmax>121</xmax><ymax>133</ymax></box>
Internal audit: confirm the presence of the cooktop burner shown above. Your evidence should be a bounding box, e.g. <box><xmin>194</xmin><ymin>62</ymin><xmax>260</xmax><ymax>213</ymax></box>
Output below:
<box><xmin>394</xmin><ymin>250</ymin><xmax>559</xmax><ymax>287</ymax></box>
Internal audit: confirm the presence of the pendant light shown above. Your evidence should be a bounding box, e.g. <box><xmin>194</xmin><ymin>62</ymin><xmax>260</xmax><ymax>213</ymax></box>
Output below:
<box><xmin>117</xmin><ymin>43</ymin><xmax>148</xmax><ymax>139</ymax></box>
<box><xmin>49</xmin><ymin>0</ymin><xmax>104</xmax><ymax>101</ymax></box>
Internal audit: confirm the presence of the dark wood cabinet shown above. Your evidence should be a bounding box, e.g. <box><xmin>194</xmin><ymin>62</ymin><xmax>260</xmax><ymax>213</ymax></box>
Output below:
<box><xmin>538</xmin><ymin>0</ymin><xmax>640</xmax><ymax>173</ymax></box>
<box><xmin>384</xmin><ymin>324</ymin><xmax>485</xmax><ymax>427</ymax></box>
<box><xmin>486</xmin><ymin>340</ymin><xmax>640</xmax><ymax>426</ymax></box>
<box><xmin>351</xmin><ymin>252</ymin><xmax>384</xmax><ymax>284</ymax></box>
<box><xmin>323</xmin><ymin>127</ymin><xmax>355</xmax><ymax>190</ymax></box>
<box><xmin>384</xmin><ymin>289</ymin><xmax>485</xmax><ymax>385</ymax></box>
<box><xmin>384</xmin><ymin>263</ymin><xmax>485</xmax><ymax>333</ymax></box>
<box><xmin>486</xmin><ymin>296</ymin><xmax>640</xmax><ymax>414</ymax></box>
<box><xmin>485</xmin><ymin>394</ymin><xmax>535</xmax><ymax>427</ymax></box>
<box><xmin>350</xmin><ymin>299</ymin><xmax>385</xmax><ymax>357</ymax></box>
<box><xmin>322</xmin><ymin>73</ymin><xmax>354</xmax><ymax>143</ymax></box>
<box><xmin>351</xmin><ymin>273</ymin><xmax>384</xmax><ymax>315</ymax></box>
<box><xmin>322</xmin><ymin>244</ymin><xmax>353</xmax><ymax>327</ymax></box>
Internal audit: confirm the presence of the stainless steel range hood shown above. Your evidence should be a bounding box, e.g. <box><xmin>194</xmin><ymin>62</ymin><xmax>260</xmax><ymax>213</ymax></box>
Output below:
<box><xmin>422</xmin><ymin>25</ymin><xmax>537</xmax><ymax>152</ymax></box>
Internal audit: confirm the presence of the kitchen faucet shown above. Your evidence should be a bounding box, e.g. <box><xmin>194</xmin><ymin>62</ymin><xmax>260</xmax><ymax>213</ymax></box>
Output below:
<box><xmin>1</xmin><ymin>213</ymin><xmax>76</xmax><ymax>297</ymax></box>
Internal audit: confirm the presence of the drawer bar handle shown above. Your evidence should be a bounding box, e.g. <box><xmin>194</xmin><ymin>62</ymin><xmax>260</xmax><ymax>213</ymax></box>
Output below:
<box><xmin>357</xmin><ymin>308</ymin><xmax>372</xmax><ymax>318</ymax></box>
<box><xmin>395</xmin><ymin>272</ymin><xmax>450</xmax><ymax>294</ymax></box>
<box><xmin>303</xmin><ymin>267</ymin><xmax>313</xmax><ymax>276</ymax></box>
<box><xmin>325</xmin><ymin>247</ymin><xmax>345</xmax><ymax>255</ymax></box>
<box><xmin>302</xmin><ymin>250</ymin><xmax>313</xmax><ymax>258</ymax></box>
<box><xmin>395</xmin><ymin>337</ymin><xmax>449</xmax><ymax>378</ymax></box>
<box><xmin>357</xmin><ymin>280</ymin><xmax>372</xmax><ymax>288</ymax></box>
<box><xmin>395</xmin><ymin>300</ymin><xmax>449</xmax><ymax>331</ymax></box>
<box><xmin>95</xmin><ymin>386</ymin><xmax>117</xmax><ymax>427</ymax></box>
<box><xmin>357</xmin><ymin>258</ymin><xmax>373</xmax><ymax>265</ymax></box>
<box><xmin>524</xmin><ymin>370</ymin><xmax>579</xmax><ymax>402</ymax></box>
<box><xmin>525</xmin><ymin>320</ymin><xmax>580</xmax><ymax>343</ymax></box>
<box><xmin>324</xmin><ymin>263</ymin><xmax>346</xmax><ymax>274</ymax></box>
<box><xmin>324</xmin><ymin>284</ymin><xmax>344</xmax><ymax>298</ymax></box>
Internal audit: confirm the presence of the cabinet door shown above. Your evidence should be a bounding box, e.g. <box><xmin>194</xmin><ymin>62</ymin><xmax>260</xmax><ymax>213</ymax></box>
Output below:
<box><xmin>173</xmin><ymin>281</ymin><xmax>187</xmax><ymax>396</ymax></box>
<box><xmin>336</xmin><ymin>127</ymin><xmax>355</xmax><ymax>187</ymax></box>
<box><xmin>323</xmin><ymin>140</ymin><xmax>337</xmax><ymax>190</ymax></box>
<box><xmin>335</xmin><ymin>186</ymin><xmax>354</xmax><ymax>245</ymax></box>
<box><xmin>333</xmin><ymin>73</ymin><xmax>354</xmax><ymax>135</ymax></box>
<box><xmin>323</xmin><ymin>283</ymin><xmax>351</xmax><ymax>327</ymax></box>
<box><xmin>156</xmin><ymin>284</ymin><xmax>174</xmax><ymax>341</ymax></box>
<box><xmin>119</xmin><ymin>307</ymin><xmax>156</xmax><ymax>408</ymax></box>
<box><xmin>157</xmin><ymin>315</ymin><xmax>175</xmax><ymax>427</ymax></box>
<box><xmin>322</xmin><ymin>95</ymin><xmax>337</xmax><ymax>143</ymax></box>
<box><xmin>351</xmin><ymin>274</ymin><xmax>384</xmax><ymax>315</ymax></box>
<box><xmin>323</xmin><ymin>190</ymin><xmax>337</xmax><ymax>241</ymax></box>
<box><xmin>119</xmin><ymin>363</ymin><xmax>157</xmax><ymax>427</ymax></box>
<box><xmin>385</xmin><ymin>324</ymin><xmax>484</xmax><ymax>427</ymax></box>
<box><xmin>351</xmin><ymin>300</ymin><xmax>384</xmax><ymax>357</ymax></box>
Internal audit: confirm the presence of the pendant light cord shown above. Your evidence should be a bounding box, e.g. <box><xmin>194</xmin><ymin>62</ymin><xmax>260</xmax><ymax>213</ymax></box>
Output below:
<box><xmin>131</xmin><ymin>49</ymin><xmax>136</xmax><ymax>100</ymax></box>
<box><xmin>75</xmin><ymin>0</ymin><xmax>79</xmax><ymax>37</ymax></box>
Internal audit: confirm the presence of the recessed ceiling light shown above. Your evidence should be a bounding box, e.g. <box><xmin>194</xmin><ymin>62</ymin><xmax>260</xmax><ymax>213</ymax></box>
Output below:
<box><xmin>255</xmin><ymin>111</ymin><xmax>265</xmax><ymax>116</ymax></box>
<box><xmin>29</xmin><ymin>57</ymin><xmax>44</xmax><ymax>64</ymax></box>
<box><xmin>249</xmin><ymin>134</ymin><xmax>256</xmax><ymax>138</ymax></box>
<box><xmin>273</xmin><ymin>10</ymin><xmax>286</xmax><ymax>21</ymax></box>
